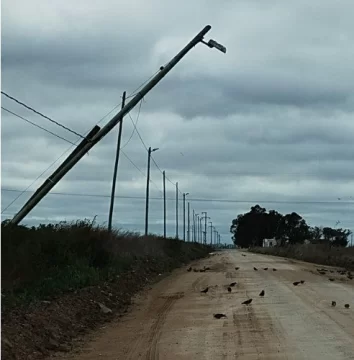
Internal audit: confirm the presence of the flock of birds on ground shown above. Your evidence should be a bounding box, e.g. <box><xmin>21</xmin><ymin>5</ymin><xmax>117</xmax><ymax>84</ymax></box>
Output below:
<box><xmin>187</xmin><ymin>255</ymin><xmax>352</xmax><ymax>320</ymax></box>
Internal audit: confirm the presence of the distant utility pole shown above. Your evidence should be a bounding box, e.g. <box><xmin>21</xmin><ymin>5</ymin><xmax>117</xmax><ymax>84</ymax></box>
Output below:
<box><xmin>197</xmin><ymin>214</ymin><xmax>200</xmax><ymax>242</ymax></box>
<box><xmin>108</xmin><ymin>91</ymin><xmax>126</xmax><ymax>232</ymax></box>
<box><xmin>192</xmin><ymin>209</ymin><xmax>195</xmax><ymax>242</ymax></box>
<box><xmin>10</xmin><ymin>24</ymin><xmax>226</xmax><ymax>226</ymax></box>
<box><xmin>199</xmin><ymin>217</ymin><xmax>204</xmax><ymax>243</ymax></box>
<box><xmin>209</xmin><ymin>221</ymin><xmax>213</xmax><ymax>245</ymax></box>
<box><xmin>187</xmin><ymin>202</ymin><xmax>190</xmax><ymax>241</ymax></box>
<box><xmin>176</xmin><ymin>182</ymin><xmax>179</xmax><ymax>239</ymax></box>
<box><xmin>201</xmin><ymin>211</ymin><xmax>209</xmax><ymax>245</ymax></box>
<box><xmin>183</xmin><ymin>192</ymin><xmax>189</xmax><ymax>241</ymax></box>
<box><xmin>145</xmin><ymin>146</ymin><xmax>159</xmax><ymax>236</ymax></box>
<box><xmin>163</xmin><ymin>171</ymin><xmax>166</xmax><ymax>238</ymax></box>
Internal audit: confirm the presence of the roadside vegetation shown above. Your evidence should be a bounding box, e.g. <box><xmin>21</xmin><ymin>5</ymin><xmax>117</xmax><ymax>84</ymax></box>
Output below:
<box><xmin>250</xmin><ymin>243</ymin><xmax>354</xmax><ymax>270</ymax></box>
<box><xmin>1</xmin><ymin>219</ymin><xmax>212</xmax><ymax>360</ymax></box>
<box><xmin>230</xmin><ymin>205</ymin><xmax>353</xmax><ymax>269</ymax></box>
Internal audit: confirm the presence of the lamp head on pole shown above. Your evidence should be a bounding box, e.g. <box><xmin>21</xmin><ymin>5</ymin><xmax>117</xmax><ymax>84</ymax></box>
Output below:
<box><xmin>201</xmin><ymin>39</ymin><xmax>227</xmax><ymax>54</ymax></box>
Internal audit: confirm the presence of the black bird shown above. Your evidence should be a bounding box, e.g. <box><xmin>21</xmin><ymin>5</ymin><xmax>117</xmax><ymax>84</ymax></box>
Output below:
<box><xmin>344</xmin><ymin>304</ymin><xmax>350</xmax><ymax>309</ymax></box>
<box><xmin>318</xmin><ymin>271</ymin><xmax>326</xmax><ymax>275</ymax></box>
<box><xmin>187</xmin><ymin>267</ymin><xmax>192</xmax><ymax>272</ymax></box>
<box><xmin>329</xmin><ymin>278</ymin><xmax>335</xmax><ymax>282</ymax></box>
<box><xmin>254</xmin><ymin>267</ymin><xmax>258</xmax><ymax>271</ymax></box>
<box><xmin>348</xmin><ymin>275</ymin><xmax>353</xmax><ymax>280</ymax></box>
<box><xmin>205</xmin><ymin>267</ymin><xmax>211</xmax><ymax>271</ymax></box>
<box><xmin>293</xmin><ymin>281</ymin><xmax>301</xmax><ymax>286</ymax></box>
<box><xmin>200</xmin><ymin>269</ymin><xmax>206</xmax><ymax>272</ymax></box>
<box><xmin>235</xmin><ymin>267</ymin><xmax>240</xmax><ymax>270</ymax></box>
<box><xmin>242</xmin><ymin>299</ymin><xmax>253</xmax><ymax>305</ymax></box>
<box><xmin>259</xmin><ymin>290</ymin><xmax>265</xmax><ymax>297</ymax></box>
<box><xmin>200</xmin><ymin>287</ymin><xmax>209</xmax><ymax>293</ymax></box>
<box><xmin>242</xmin><ymin>254</ymin><xmax>246</xmax><ymax>257</ymax></box>
<box><xmin>229</xmin><ymin>282</ymin><xmax>237</xmax><ymax>287</ymax></box>
<box><xmin>227</xmin><ymin>287</ymin><xmax>232</xmax><ymax>293</ymax></box>
<box><xmin>331</xmin><ymin>301</ymin><xmax>336</xmax><ymax>307</ymax></box>
<box><xmin>263</xmin><ymin>268</ymin><xmax>268</xmax><ymax>271</ymax></box>
<box><xmin>213</xmin><ymin>313</ymin><xmax>227</xmax><ymax>319</ymax></box>
<box><xmin>273</xmin><ymin>268</ymin><xmax>277</xmax><ymax>271</ymax></box>
<box><xmin>300</xmin><ymin>280</ymin><xmax>305</xmax><ymax>284</ymax></box>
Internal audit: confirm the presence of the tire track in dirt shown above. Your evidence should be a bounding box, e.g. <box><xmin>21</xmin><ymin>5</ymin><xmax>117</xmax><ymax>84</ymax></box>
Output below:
<box><xmin>126</xmin><ymin>292</ymin><xmax>183</xmax><ymax>360</ymax></box>
<box><xmin>146</xmin><ymin>293</ymin><xmax>183</xmax><ymax>360</ymax></box>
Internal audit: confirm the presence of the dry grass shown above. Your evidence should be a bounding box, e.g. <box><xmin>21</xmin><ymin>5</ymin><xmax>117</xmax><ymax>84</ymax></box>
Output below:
<box><xmin>250</xmin><ymin>244</ymin><xmax>354</xmax><ymax>270</ymax></box>
<box><xmin>1</xmin><ymin>219</ymin><xmax>211</xmax><ymax>310</ymax></box>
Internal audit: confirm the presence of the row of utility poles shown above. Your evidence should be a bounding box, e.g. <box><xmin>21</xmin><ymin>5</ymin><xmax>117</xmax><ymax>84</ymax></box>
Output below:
<box><xmin>143</xmin><ymin>146</ymin><xmax>221</xmax><ymax>245</ymax></box>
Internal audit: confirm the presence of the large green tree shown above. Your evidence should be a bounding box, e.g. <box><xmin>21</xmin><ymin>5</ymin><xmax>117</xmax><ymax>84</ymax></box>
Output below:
<box><xmin>230</xmin><ymin>206</ymin><xmax>350</xmax><ymax>248</ymax></box>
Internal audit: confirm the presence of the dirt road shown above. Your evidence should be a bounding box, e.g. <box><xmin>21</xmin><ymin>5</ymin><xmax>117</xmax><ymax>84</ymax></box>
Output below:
<box><xmin>59</xmin><ymin>250</ymin><xmax>354</xmax><ymax>359</ymax></box>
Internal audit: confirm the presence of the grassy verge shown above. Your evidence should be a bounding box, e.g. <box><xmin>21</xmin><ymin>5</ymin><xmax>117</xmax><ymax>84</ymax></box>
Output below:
<box><xmin>249</xmin><ymin>244</ymin><xmax>354</xmax><ymax>270</ymax></box>
<box><xmin>1</xmin><ymin>219</ymin><xmax>212</xmax><ymax>360</ymax></box>
<box><xmin>1</xmin><ymin>219</ymin><xmax>212</xmax><ymax>311</ymax></box>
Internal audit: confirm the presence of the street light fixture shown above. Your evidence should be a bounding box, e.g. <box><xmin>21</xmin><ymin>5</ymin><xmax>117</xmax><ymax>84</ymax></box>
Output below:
<box><xmin>145</xmin><ymin>146</ymin><xmax>159</xmax><ymax>236</ymax></box>
<box><xmin>201</xmin><ymin>39</ymin><xmax>227</xmax><ymax>54</ymax></box>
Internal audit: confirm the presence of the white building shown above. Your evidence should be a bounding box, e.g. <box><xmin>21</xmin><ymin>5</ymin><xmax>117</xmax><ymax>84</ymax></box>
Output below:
<box><xmin>263</xmin><ymin>238</ymin><xmax>277</xmax><ymax>247</ymax></box>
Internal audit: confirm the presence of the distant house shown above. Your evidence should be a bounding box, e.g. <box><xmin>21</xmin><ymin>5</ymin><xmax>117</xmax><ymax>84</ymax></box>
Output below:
<box><xmin>263</xmin><ymin>238</ymin><xmax>277</xmax><ymax>247</ymax></box>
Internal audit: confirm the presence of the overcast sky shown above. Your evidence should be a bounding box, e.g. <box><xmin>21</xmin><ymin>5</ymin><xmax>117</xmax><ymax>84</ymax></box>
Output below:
<box><xmin>1</xmin><ymin>0</ymin><xmax>354</xmax><ymax>244</ymax></box>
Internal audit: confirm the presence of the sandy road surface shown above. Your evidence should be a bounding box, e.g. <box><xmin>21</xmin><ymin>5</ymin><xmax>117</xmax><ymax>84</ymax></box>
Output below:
<box><xmin>59</xmin><ymin>250</ymin><xmax>354</xmax><ymax>359</ymax></box>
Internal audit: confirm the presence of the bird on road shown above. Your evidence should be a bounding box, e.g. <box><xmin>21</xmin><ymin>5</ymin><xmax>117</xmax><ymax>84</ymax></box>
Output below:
<box><xmin>273</xmin><ymin>268</ymin><xmax>277</xmax><ymax>271</ymax></box>
<box><xmin>318</xmin><ymin>271</ymin><xmax>326</xmax><ymax>275</ymax></box>
<box><xmin>227</xmin><ymin>287</ymin><xmax>232</xmax><ymax>293</ymax></box>
<box><xmin>259</xmin><ymin>290</ymin><xmax>265</xmax><ymax>297</ymax></box>
<box><xmin>300</xmin><ymin>280</ymin><xmax>305</xmax><ymax>284</ymax></box>
<box><xmin>200</xmin><ymin>287</ymin><xmax>209</xmax><ymax>293</ymax></box>
<box><xmin>229</xmin><ymin>282</ymin><xmax>237</xmax><ymax>287</ymax></box>
<box><xmin>329</xmin><ymin>278</ymin><xmax>335</xmax><ymax>282</ymax></box>
<box><xmin>187</xmin><ymin>267</ymin><xmax>192</xmax><ymax>272</ymax></box>
<box><xmin>344</xmin><ymin>304</ymin><xmax>350</xmax><ymax>309</ymax></box>
<box><xmin>263</xmin><ymin>268</ymin><xmax>268</xmax><ymax>270</ymax></box>
<box><xmin>293</xmin><ymin>281</ymin><xmax>301</xmax><ymax>286</ymax></box>
<box><xmin>214</xmin><ymin>313</ymin><xmax>227</xmax><ymax>319</ymax></box>
<box><xmin>242</xmin><ymin>254</ymin><xmax>246</xmax><ymax>257</ymax></box>
<box><xmin>242</xmin><ymin>299</ymin><xmax>253</xmax><ymax>305</ymax></box>
<box><xmin>254</xmin><ymin>267</ymin><xmax>258</xmax><ymax>271</ymax></box>
<box><xmin>331</xmin><ymin>301</ymin><xmax>336</xmax><ymax>307</ymax></box>
<box><xmin>235</xmin><ymin>267</ymin><xmax>240</xmax><ymax>270</ymax></box>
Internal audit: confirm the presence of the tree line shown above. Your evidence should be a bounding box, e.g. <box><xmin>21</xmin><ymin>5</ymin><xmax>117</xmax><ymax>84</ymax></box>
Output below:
<box><xmin>230</xmin><ymin>205</ymin><xmax>352</xmax><ymax>248</ymax></box>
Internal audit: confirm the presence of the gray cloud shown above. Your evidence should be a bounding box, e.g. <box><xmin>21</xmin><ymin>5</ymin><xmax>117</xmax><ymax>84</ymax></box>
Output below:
<box><xmin>2</xmin><ymin>0</ymin><xmax>354</xmax><ymax>242</ymax></box>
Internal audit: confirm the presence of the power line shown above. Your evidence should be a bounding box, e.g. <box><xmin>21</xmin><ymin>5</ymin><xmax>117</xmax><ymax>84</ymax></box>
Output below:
<box><xmin>1</xmin><ymin>91</ymin><xmax>85</xmax><ymax>139</ymax></box>
<box><xmin>2</xmin><ymin>188</ymin><xmax>353</xmax><ymax>205</ymax></box>
<box><xmin>120</xmin><ymin>98</ymin><xmax>143</xmax><ymax>150</ymax></box>
<box><xmin>1</xmin><ymin>68</ymin><xmax>167</xmax><ymax>212</ymax></box>
<box><xmin>1</xmin><ymin>107</ymin><xmax>77</xmax><ymax>145</ymax></box>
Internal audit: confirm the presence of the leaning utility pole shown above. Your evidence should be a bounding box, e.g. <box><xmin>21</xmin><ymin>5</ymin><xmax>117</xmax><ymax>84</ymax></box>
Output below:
<box><xmin>108</xmin><ymin>91</ymin><xmax>126</xmax><ymax>232</ymax></box>
<box><xmin>175</xmin><ymin>182</ymin><xmax>179</xmax><ymax>239</ymax></box>
<box><xmin>163</xmin><ymin>170</ymin><xmax>166</xmax><ymax>238</ymax></box>
<box><xmin>10</xmin><ymin>24</ymin><xmax>224</xmax><ymax>225</ymax></box>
